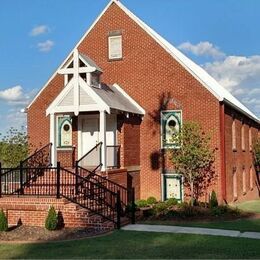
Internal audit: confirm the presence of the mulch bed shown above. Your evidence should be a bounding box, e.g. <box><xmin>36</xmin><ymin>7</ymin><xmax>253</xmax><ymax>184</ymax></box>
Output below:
<box><xmin>0</xmin><ymin>226</ymin><xmax>109</xmax><ymax>242</ymax></box>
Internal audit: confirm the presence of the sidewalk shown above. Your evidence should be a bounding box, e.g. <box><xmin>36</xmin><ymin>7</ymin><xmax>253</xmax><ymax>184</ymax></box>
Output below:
<box><xmin>122</xmin><ymin>224</ymin><xmax>260</xmax><ymax>240</ymax></box>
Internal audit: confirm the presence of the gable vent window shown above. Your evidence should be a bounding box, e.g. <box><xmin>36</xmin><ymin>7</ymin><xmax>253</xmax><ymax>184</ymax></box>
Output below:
<box><xmin>108</xmin><ymin>35</ymin><xmax>122</xmax><ymax>60</ymax></box>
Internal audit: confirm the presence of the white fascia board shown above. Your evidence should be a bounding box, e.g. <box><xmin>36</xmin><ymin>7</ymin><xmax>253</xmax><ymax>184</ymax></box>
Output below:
<box><xmin>52</xmin><ymin>104</ymin><xmax>101</xmax><ymax>114</ymax></box>
<box><xmin>79</xmin><ymin>77</ymin><xmax>110</xmax><ymax>113</ymax></box>
<box><xmin>27</xmin><ymin>0</ymin><xmax>115</xmax><ymax>109</ymax></box>
<box><xmin>58</xmin><ymin>67</ymin><xmax>96</xmax><ymax>75</ymax></box>
<box><xmin>223</xmin><ymin>99</ymin><xmax>260</xmax><ymax>124</ymax></box>
<box><xmin>113</xmin><ymin>83</ymin><xmax>145</xmax><ymax>115</ymax></box>
<box><xmin>114</xmin><ymin>1</ymin><xmax>222</xmax><ymax>102</ymax></box>
<box><xmin>46</xmin><ymin>80</ymin><xmax>74</xmax><ymax>116</ymax></box>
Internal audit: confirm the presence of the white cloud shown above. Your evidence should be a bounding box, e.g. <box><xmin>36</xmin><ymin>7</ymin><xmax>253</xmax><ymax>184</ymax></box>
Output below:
<box><xmin>178</xmin><ymin>41</ymin><xmax>225</xmax><ymax>59</ymax></box>
<box><xmin>0</xmin><ymin>85</ymin><xmax>23</xmax><ymax>101</ymax></box>
<box><xmin>202</xmin><ymin>55</ymin><xmax>260</xmax><ymax>117</ymax></box>
<box><xmin>37</xmin><ymin>40</ymin><xmax>54</xmax><ymax>52</ymax></box>
<box><xmin>0</xmin><ymin>85</ymin><xmax>36</xmax><ymax>105</ymax></box>
<box><xmin>30</xmin><ymin>25</ymin><xmax>49</xmax><ymax>36</ymax></box>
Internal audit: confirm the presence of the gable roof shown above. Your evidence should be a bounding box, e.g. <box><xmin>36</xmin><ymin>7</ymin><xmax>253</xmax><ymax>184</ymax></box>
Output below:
<box><xmin>27</xmin><ymin>0</ymin><xmax>259</xmax><ymax>123</ymax></box>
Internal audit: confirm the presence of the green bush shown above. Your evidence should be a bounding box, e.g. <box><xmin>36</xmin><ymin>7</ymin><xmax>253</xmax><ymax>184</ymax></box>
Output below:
<box><xmin>135</xmin><ymin>199</ymin><xmax>149</xmax><ymax>208</ymax></box>
<box><xmin>45</xmin><ymin>206</ymin><xmax>58</xmax><ymax>231</ymax></box>
<box><xmin>165</xmin><ymin>198</ymin><xmax>178</xmax><ymax>207</ymax></box>
<box><xmin>209</xmin><ymin>190</ymin><xmax>218</xmax><ymax>208</ymax></box>
<box><xmin>154</xmin><ymin>202</ymin><xmax>168</xmax><ymax>214</ymax></box>
<box><xmin>143</xmin><ymin>208</ymin><xmax>156</xmax><ymax>218</ymax></box>
<box><xmin>147</xmin><ymin>196</ymin><xmax>157</xmax><ymax>205</ymax></box>
<box><xmin>0</xmin><ymin>210</ymin><xmax>8</xmax><ymax>231</ymax></box>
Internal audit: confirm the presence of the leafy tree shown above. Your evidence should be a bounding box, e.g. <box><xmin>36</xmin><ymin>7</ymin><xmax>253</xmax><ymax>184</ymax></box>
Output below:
<box><xmin>170</xmin><ymin>122</ymin><xmax>215</xmax><ymax>206</ymax></box>
<box><xmin>0</xmin><ymin>127</ymin><xmax>29</xmax><ymax>167</ymax></box>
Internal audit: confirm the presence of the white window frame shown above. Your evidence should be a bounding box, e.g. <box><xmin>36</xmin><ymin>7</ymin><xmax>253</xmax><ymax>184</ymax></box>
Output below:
<box><xmin>108</xmin><ymin>35</ymin><xmax>122</xmax><ymax>60</ymax></box>
<box><xmin>160</xmin><ymin>110</ymin><xmax>182</xmax><ymax>149</ymax></box>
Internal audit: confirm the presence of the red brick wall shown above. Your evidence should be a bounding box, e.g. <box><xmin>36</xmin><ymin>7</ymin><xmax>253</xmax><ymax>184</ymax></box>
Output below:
<box><xmin>28</xmin><ymin>2</ymin><xmax>253</xmax><ymax>203</ymax></box>
<box><xmin>224</xmin><ymin>105</ymin><xmax>260</xmax><ymax>202</ymax></box>
<box><xmin>0</xmin><ymin>197</ymin><xmax>99</xmax><ymax>228</ymax></box>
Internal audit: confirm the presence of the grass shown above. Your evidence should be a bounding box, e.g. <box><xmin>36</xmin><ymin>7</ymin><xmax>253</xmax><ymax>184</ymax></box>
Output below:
<box><xmin>232</xmin><ymin>200</ymin><xmax>260</xmax><ymax>213</ymax></box>
<box><xmin>0</xmin><ymin>230</ymin><xmax>260</xmax><ymax>259</ymax></box>
<box><xmin>139</xmin><ymin>218</ymin><xmax>260</xmax><ymax>232</ymax></box>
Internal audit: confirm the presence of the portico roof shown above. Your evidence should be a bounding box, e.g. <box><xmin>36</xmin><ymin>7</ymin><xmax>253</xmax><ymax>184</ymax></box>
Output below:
<box><xmin>46</xmin><ymin>77</ymin><xmax>145</xmax><ymax>116</ymax></box>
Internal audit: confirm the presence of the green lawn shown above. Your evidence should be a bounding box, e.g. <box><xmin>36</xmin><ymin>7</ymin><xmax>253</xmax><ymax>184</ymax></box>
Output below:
<box><xmin>232</xmin><ymin>200</ymin><xmax>260</xmax><ymax>213</ymax></box>
<box><xmin>0</xmin><ymin>230</ymin><xmax>260</xmax><ymax>259</ymax></box>
<box><xmin>139</xmin><ymin>218</ymin><xmax>260</xmax><ymax>232</ymax></box>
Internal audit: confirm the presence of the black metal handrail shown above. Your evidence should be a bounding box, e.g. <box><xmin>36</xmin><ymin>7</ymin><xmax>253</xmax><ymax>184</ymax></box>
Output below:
<box><xmin>77</xmin><ymin>142</ymin><xmax>102</xmax><ymax>166</ymax></box>
<box><xmin>78</xmin><ymin>166</ymin><xmax>131</xmax><ymax>208</ymax></box>
<box><xmin>21</xmin><ymin>143</ymin><xmax>52</xmax><ymax>168</ymax></box>
<box><xmin>106</xmin><ymin>145</ymin><xmax>121</xmax><ymax>168</ymax></box>
<box><xmin>60</xmin><ymin>166</ymin><xmax>121</xmax><ymax>227</ymax></box>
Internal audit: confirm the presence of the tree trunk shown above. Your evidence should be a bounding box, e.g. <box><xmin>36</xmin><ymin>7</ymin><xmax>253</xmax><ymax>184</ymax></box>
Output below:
<box><xmin>190</xmin><ymin>181</ymin><xmax>194</xmax><ymax>206</ymax></box>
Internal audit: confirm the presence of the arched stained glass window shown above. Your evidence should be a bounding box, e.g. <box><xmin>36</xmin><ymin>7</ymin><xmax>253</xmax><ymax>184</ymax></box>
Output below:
<box><xmin>58</xmin><ymin>116</ymin><xmax>72</xmax><ymax>147</ymax></box>
<box><xmin>161</xmin><ymin>110</ymin><xmax>182</xmax><ymax>149</ymax></box>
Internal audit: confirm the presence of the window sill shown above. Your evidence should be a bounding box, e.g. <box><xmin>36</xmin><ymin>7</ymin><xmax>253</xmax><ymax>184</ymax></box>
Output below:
<box><xmin>57</xmin><ymin>147</ymin><xmax>74</xmax><ymax>151</ymax></box>
<box><xmin>108</xmin><ymin>58</ymin><xmax>123</xmax><ymax>62</ymax></box>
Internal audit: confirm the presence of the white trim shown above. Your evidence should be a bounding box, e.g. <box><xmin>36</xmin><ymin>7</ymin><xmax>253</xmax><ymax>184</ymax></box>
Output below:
<box><xmin>161</xmin><ymin>172</ymin><xmax>184</xmax><ymax>202</ymax></box>
<box><xmin>100</xmin><ymin>110</ymin><xmax>107</xmax><ymax>171</ymax></box>
<box><xmin>58</xmin><ymin>67</ymin><xmax>96</xmax><ymax>75</ymax></box>
<box><xmin>50</xmin><ymin>113</ymin><xmax>57</xmax><ymax>167</ymax></box>
<box><xmin>108</xmin><ymin>35</ymin><xmax>122</xmax><ymax>60</ymax></box>
<box><xmin>46</xmin><ymin>80</ymin><xmax>74</xmax><ymax>115</ymax></box>
<box><xmin>113</xmin><ymin>83</ymin><xmax>145</xmax><ymax>115</ymax></box>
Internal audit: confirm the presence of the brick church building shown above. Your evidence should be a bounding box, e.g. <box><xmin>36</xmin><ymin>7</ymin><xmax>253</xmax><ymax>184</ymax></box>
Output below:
<box><xmin>27</xmin><ymin>0</ymin><xmax>259</xmax><ymax>204</ymax></box>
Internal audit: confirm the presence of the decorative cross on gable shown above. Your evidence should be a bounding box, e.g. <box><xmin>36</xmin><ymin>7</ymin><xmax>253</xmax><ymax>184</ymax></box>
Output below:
<box><xmin>57</xmin><ymin>49</ymin><xmax>103</xmax><ymax>116</ymax></box>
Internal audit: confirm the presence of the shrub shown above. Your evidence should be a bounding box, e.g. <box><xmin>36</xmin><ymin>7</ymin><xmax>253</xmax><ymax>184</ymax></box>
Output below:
<box><xmin>154</xmin><ymin>202</ymin><xmax>168</xmax><ymax>215</ymax></box>
<box><xmin>45</xmin><ymin>206</ymin><xmax>58</xmax><ymax>231</ymax></box>
<box><xmin>147</xmin><ymin>196</ymin><xmax>157</xmax><ymax>205</ymax></box>
<box><xmin>143</xmin><ymin>208</ymin><xmax>156</xmax><ymax>218</ymax></box>
<box><xmin>135</xmin><ymin>199</ymin><xmax>149</xmax><ymax>208</ymax></box>
<box><xmin>165</xmin><ymin>198</ymin><xmax>178</xmax><ymax>207</ymax></box>
<box><xmin>209</xmin><ymin>190</ymin><xmax>218</xmax><ymax>208</ymax></box>
<box><xmin>0</xmin><ymin>210</ymin><xmax>8</xmax><ymax>232</ymax></box>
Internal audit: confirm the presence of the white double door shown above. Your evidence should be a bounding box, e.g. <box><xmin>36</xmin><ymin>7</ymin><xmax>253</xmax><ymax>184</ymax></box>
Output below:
<box><xmin>80</xmin><ymin>114</ymin><xmax>117</xmax><ymax>167</ymax></box>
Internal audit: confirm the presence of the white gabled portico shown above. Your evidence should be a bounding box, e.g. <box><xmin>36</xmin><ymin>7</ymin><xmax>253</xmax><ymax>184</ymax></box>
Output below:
<box><xmin>46</xmin><ymin>49</ymin><xmax>145</xmax><ymax>171</ymax></box>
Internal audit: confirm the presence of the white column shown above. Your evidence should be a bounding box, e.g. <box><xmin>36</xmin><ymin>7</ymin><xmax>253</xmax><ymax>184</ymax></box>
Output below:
<box><xmin>100</xmin><ymin>110</ymin><xmax>107</xmax><ymax>171</ymax></box>
<box><xmin>50</xmin><ymin>113</ymin><xmax>57</xmax><ymax>167</ymax></box>
<box><xmin>73</xmin><ymin>49</ymin><xmax>79</xmax><ymax>116</ymax></box>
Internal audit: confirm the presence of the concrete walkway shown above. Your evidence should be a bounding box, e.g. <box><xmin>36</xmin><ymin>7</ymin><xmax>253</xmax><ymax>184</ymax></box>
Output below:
<box><xmin>122</xmin><ymin>224</ymin><xmax>260</xmax><ymax>240</ymax></box>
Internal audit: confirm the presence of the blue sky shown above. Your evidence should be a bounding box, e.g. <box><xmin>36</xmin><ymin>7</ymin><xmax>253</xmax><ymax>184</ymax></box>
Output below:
<box><xmin>0</xmin><ymin>0</ymin><xmax>260</xmax><ymax>134</ymax></box>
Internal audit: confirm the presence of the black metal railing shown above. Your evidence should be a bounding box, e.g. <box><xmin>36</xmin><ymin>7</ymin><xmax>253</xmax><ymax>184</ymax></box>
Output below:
<box><xmin>21</xmin><ymin>143</ymin><xmax>52</xmax><ymax>168</ymax></box>
<box><xmin>59</xmin><ymin>165</ymin><xmax>121</xmax><ymax>228</ymax></box>
<box><xmin>0</xmin><ymin>164</ymin><xmax>57</xmax><ymax>196</ymax></box>
<box><xmin>0</xmin><ymin>159</ymin><xmax>135</xmax><ymax>228</ymax></box>
<box><xmin>77</xmin><ymin>142</ymin><xmax>102</xmax><ymax>170</ymax></box>
<box><xmin>106</xmin><ymin>145</ymin><xmax>120</xmax><ymax>169</ymax></box>
<box><xmin>77</xmin><ymin>166</ymin><xmax>133</xmax><ymax>210</ymax></box>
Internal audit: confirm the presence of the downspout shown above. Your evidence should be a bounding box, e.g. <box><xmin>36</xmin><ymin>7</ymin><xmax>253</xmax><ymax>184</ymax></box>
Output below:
<box><xmin>219</xmin><ymin>102</ymin><xmax>227</xmax><ymax>202</ymax></box>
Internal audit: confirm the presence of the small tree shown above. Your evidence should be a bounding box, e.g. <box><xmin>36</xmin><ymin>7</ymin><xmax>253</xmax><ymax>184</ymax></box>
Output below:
<box><xmin>0</xmin><ymin>209</ymin><xmax>8</xmax><ymax>232</ymax></box>
<box><xmin>0</xmin><ymin>127</ymin><xmax>29</xmax><ymax>167</ymax></box>
<box><xmin>45</xmin><ymin>206</ymin><xmax>58</xmax><ymax>231</ymax></box>
<box><xmin>209</xmin><ymin>190</ymin><xmax>218</xmax><ymax>208</ymax></box>
<box><xmin>170</xmin><ymin>122</ymin><xmax>214</xmax><ymax>206</ymax></box>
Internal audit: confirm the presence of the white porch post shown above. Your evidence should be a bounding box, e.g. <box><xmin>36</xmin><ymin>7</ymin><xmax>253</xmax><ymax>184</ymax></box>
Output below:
<box><xmin>50</xmin><ymin>113</ymin><xmax>57</xmax><ymax>167</ymax></box>
<box><xmin>100</xmin><ymin>110</ymin><xmax>107</xmax><ymax>171</ymax></box>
